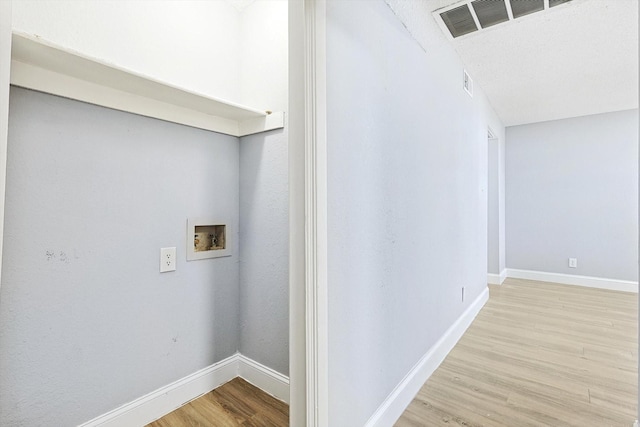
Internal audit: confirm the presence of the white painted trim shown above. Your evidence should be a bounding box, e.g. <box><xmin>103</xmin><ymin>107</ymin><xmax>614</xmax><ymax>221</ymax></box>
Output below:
<box><xmin>77</xmin><ymin>353</ymin><xmax>291</xmax><ymax>427</ymax></box>
<box><xmin>288</xmin><ymin>0</ymin><xmax>309</xmax><ymax>424</ymax></box>
<box><xmin>487</xmin><ymin>269</ymin><xmax>507</xmax><ymax>285</ymax></box>
<box><xmin>239</xmin><ymin>111</ymin><xmax>286</xmax><ymax>137</ymax></box>
<box><xmin>78</xmin><ymin>354</ymin><xmax>239</xmax><ymax>427</ymax></box>
<box><xmin>365</xmin><ymin>287</ymin><xmax>490</xmax><ymax>427</ymax></box>
<box><xmin>304</xmin><ymin>0</ymin><xmax>329</xmax><ymax>426</ymax></box>
<box><xmin>506</xmin><ymin>268</ymin><xmax>638</xmax><ymax>293</ymax></box>
<box><xmin>0</xmin><ymin>0</ymin><xmax>10</xmax><ymax>295</ymax></box>
<box><xmin>10</xmin><ymin>32</ymin><xmax>283</xmax><ymax>138</ymax></box>
<box><xmin>238</xmin><ymin>354</ymin><xmax>290</xmax><ymax>403</ymax></box>
<box><xmin>633</xmin><ymin>420</ymin><xmax>638</xmax><ymax>427</ymax></box>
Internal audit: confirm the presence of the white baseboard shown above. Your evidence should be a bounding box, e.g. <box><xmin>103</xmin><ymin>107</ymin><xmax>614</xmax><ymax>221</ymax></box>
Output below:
<box><xmin>506</xmin><ymin>268</ymin><xmax>638</xmax><ymax>293</ymax></box>
<box><xmin>78</xmin><ymin>353</ymin><xmax>289</xmax><ymax>427</ymax></box>
<box><xmin>487</xmin><ymin>269</ymin><xmax>507</xmax><ymax>285</ymax></box>
<box><xmin>365</xmin><ymin>287</ymin><xmax>490</xmax><ymax>427</ymax></box>
<box><xmin>238</xmin><ymin>354</ymin><xmax>290</xmax><ymax>403</ymax></box>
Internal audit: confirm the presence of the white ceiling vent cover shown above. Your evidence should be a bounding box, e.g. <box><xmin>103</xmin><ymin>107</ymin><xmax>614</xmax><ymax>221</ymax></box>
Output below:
<box><xmin>463</xmin><ymin>69</ymin><xmax>473</xmax><ymax>97</ymax></box>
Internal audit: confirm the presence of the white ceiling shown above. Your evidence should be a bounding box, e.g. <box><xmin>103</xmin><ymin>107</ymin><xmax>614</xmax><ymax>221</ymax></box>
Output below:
<box><xmin>427</xmin><ymin>0</ymin><xmax>639</xmax><ymax>126</ymax></box>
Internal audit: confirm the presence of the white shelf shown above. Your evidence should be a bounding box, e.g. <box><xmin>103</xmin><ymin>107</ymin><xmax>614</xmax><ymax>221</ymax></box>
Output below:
<box><xmin>10</xmin><ymin>32</ymin><xmax>284</xmax><ymax>137</ymax></box>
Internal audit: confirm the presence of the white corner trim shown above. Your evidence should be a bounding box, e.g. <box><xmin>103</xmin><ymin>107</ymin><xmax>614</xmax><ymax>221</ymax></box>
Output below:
<box><xmin>238</xmin><ymin>354</ymin><xmax>290</xmax><ymax>403</ymax></box>
<box><xmin>487</xmin><ymin>269</ymin><xmax>507</xmax><ymax>285</ymax></box>
<box><xmin>77</xmin><ymin>353</ymin><xmax>290</xmax><ymax>427</ymax></box>
<box><xmin>365</xmin><ymin>287</ymin><xmax>490</xmax><ymax>427</ymax></box>
<box><xmin>506</xmin><ymin>268</ymin><xmax>638</xmax><ymax>293</ymax></box>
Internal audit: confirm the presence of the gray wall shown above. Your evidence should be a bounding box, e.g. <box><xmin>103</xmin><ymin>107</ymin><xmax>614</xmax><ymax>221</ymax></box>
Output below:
<box><xmin>325</xmin><ymin>0</ymin><xmax>504</xmax><ymax>424</ymax></box>
<box><xmin>506</xmin><ymin>109</ymin><xmax>639</xmax><ymax>282</ymax></box>
<box><xmin>239</xmin><ymin>129</ymin><xmax>289</xmax><ymax>376</ymax></box>
<box><xmin>0</xmin><ymin>87</ymin><xmax>240</xmax><ymax>426</ymax></box>
<box><xmin>488</xmin><ymin>137</ymin><xmax>500</xmax><ymax>274</ymax></box>
<box><xmin>237</xmin><ymin>0</ymin><xmax>289</xmax><ymax>377</ymax></box>
<box><xmin>487</xmin><ymin>134</ymin><xmax>506</xmax><ymax>277</ymax></box>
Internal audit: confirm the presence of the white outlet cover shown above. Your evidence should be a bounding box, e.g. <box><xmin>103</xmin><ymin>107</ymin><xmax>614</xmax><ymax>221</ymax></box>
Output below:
<box><xmin>160</xmin><ymin>247</ymin><xmax>176</xmax><ymax>272</ymax></box>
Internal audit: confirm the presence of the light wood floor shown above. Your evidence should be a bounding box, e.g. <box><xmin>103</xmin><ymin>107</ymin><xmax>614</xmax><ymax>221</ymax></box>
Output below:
<box><xmin>396</xmin><ymin>278</ymin><xmax>638</xmax><ymax>427</ymax></box>
<box><xmin>146</xmin><ymin>377</ymin><xmax>288</xmax><ymax>427</ymax></box>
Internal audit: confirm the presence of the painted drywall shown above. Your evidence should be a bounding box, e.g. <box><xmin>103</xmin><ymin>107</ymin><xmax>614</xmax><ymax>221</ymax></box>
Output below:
<box><xmin>239</xmin><ymin>0</ymin><xmax>288</xmax><ymax>113</ymax></box>
<box><xmin>0</xmin><ymin>0</ymin><xmax>11</xmax><ymax>289</ymax></box>
<box><xmin>238</xmin><ymin>0</ymin><xmax>289</xmax><ymax>377</ymax></box>
<box><xmin>506</xmin><ymin>110</ymin><xmax>639</xmax><ymax>282</ymax></box>
<box><xmin>11</xmin><ymin>0</ymin><xmax>241</xmax><ymax>102</ymax></box>
<box><xmin>488</xmin><ymin>138</ymin><xmax>499</xmax><ymax>274</ymax></box>
<box><xmin>9</xmin><ymin>0</ymin><xmax>290</xmax><ymax>397</ymax></box>
<box><xmin>325</xmin><ymin>0</ymin><xmax>504</xmax><ymax>424</ymax></box>
<box><xmin>0</xmin><ymin>87</ymin><xmax>240</xmax><ymax>426</ymax></box>
<box><xmin>488</xmin><ymin>137</ymin><xmax>506</xmax><ymax>276</ymax></box>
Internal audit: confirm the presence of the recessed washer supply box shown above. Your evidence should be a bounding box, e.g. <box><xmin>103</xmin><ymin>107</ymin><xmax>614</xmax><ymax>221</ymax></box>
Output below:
<box><xmin>187</xmin><ymin>218</ymin><xmax>231</xmax><ymax>260</ymax></box>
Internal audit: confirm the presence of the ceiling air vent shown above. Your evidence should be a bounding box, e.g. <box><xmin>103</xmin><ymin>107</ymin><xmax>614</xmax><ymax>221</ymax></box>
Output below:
<box><xmin>471</xmin><ymin>0</ymin><xmax>509</xmax><ymax>29</ymax></box>
<box><xmin>436</xmin><ymin>0</ymin><xmax>572</xmax><ymax>39</ymax></box>
<box><xmin>549</xmin><ymin>0</ymin><xmax>572</xmax><ymax>7</ymax></box>
<box><xmin>440</xmin><ymin>5</ymin><xmax>478</xmax><ymax>38</ymax></box>
<box><xmin>510</xmin><ymin>0</ymin><xmax>544</xmax><ymax>18</ymax></box>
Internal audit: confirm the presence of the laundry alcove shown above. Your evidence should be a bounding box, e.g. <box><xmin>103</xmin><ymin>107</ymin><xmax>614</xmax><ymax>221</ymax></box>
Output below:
<box><xmin>0</xmin><ymin>1</ymin><xmax>290</xmax><ymax>424</ymax></box>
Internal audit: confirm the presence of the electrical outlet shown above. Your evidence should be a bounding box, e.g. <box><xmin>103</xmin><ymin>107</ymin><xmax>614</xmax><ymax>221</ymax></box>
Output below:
<box><xmin>160</xmin><ymin>247</ymin><xmax>176</xmax><ymax>273</ymax></box>
<box><xmin>568</xmin><ymin>258</ymin><xmax>577</xmax><ymax>268</ymax></box>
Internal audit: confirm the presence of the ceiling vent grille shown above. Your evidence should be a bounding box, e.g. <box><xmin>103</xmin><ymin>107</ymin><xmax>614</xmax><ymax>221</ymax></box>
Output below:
<box><xmin>471</xmin><ymin>0</ymin><xmax>509</xmax><ymax>29</ymax></box>
<box><xmin>437</xmin><ymin>0</ymin><xmax>572</xmax><ymax>39</ymax></box>
<box><xmin>550</xmin><ymin>0</ymin><xmax>572</xmax><ymax>7</ymax></box>
<box><xmin>440</xmin><ymin>5</ymin><xmax>478</xmax><ymax>38</ymax></box>
<box><xmin>510</xmin><ymin>0</ymin><xmax>544</xmax><ymax>19</ymax></box>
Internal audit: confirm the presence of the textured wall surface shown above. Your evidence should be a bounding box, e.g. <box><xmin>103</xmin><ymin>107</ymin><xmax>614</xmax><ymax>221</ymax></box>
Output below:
<box><xmin>326</xmin><ymin>0</ymin><xmax>504</xmax><ymax>424</ymax></box>
<box><xmin>238</xmin><ymin>0</ymin><xmax>289</xmax><ymax>376</ymax></box>
<box><xmin>5</xmin><ymin>2</ymin><xmax>291</xmax><ymax>424</ymax></box>
<box><xmin>488</xmin><ymin>137</ymin><xmax>501</xmax><ymax>275</ymax></box>
<box><xmin>239</xmin><ymin>128</ymin><xmax>289</xmax><ymax>375</ymax></box>
<box><xmin>0</xmin><ymin>88</ymin><xmax>240</xmax><ymax>426</ymax></box>
<box><xmin>506</xmin><ymin>110</ymin><xmax>639</xmax><ymax>282</ymax></box>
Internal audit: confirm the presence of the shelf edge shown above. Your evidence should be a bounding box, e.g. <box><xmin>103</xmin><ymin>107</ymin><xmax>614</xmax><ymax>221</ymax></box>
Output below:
<box><xmin>10</xmin><ymin>32</ymin><xmax>284</xmax><ymax>137</ymax></box>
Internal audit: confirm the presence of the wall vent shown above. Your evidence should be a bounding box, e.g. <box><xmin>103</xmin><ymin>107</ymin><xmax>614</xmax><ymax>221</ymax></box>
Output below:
<box><xmin>463</xmin><ymin>70</ymin><xmax>473</xmax><ymax>97</ymax></box>
<box><xmin>436</xmin><ymin>0</ymin><xmax>572</xmax><ymax>39</ymax></box>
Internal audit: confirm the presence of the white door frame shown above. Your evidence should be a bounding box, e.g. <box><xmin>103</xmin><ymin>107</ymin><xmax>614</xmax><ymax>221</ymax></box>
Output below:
<box><xmin>289</xmin><ymin>0</ymin><xmax>329</xmax><ymax>426</ymax></box>
<box><xmin>303</xmin><ymin>0</ymin><xmax>328</xmax><ymax>425</ymax></box>
<box><xmin>0</xmin><ymin>0</ymin><xmax>11</xmax><ymax>290</ymax></box>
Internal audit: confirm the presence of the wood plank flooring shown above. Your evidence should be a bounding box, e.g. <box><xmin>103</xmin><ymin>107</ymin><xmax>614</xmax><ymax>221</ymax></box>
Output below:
<box><xmin>396</xmin><ymin>278</ymin><xmax>638</xmax><ymax>427</ymax></box>
<box><xmin>146</xmin><ymin>378</ymin><xmax>288</xmax><ymax>427</ymax></box>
